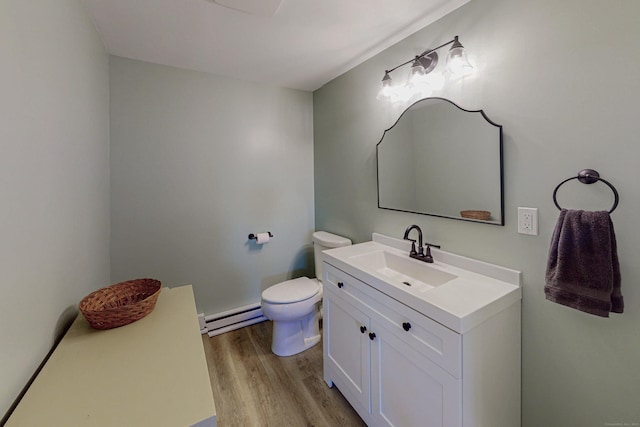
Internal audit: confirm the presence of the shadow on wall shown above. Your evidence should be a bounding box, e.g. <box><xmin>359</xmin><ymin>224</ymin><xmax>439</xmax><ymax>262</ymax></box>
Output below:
<box><xmin>1</xmin><ymin>305</ymin><xmax>79</xmax><ymax>424</ymax></box>
<box><xmin>257</xmin><ymin>244</ymin><xmax>315</xmax><ymax>292</ymax></box>
<box><xmin>54</xmin><ymin>305</ymin><xmax>80</xmax><ymax>341</ymax></box>
<box><xmin>291</xmin><ymin>244</ymin><xmax>315</xmax><ymax>278</ymax></box>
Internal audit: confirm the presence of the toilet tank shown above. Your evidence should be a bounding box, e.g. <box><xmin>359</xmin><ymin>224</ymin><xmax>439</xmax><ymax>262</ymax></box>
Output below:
<box><xmin>312</xmin><ymin>231</ymin><xmax>352</xmax><ymax>281</ymax></box>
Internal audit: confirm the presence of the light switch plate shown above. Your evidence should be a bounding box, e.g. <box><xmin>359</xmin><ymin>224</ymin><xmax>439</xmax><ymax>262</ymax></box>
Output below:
<box><xmin>518</xmin><ymin>207</ymin><xmax>538</xmax><ymax>235</ymax></box>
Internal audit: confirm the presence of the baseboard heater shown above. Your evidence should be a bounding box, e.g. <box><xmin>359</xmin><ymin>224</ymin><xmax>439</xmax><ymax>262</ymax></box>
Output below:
<box><xmin>200</xmin><ymin>303</ymin><xmax>267</xmax><ymax>337</ymax></box>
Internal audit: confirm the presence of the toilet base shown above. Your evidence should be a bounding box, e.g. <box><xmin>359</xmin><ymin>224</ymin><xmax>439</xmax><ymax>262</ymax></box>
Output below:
<box><xmin>271</xmin><ymin>310</ymin><xmax>321</xmax><ymax>357</ymax></box>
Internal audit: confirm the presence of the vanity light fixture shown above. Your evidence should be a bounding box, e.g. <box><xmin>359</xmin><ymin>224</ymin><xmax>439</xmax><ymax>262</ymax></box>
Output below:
<box><xmin>377</xmin><ymin>36</ymin><xmax>473</xmax><ymax>103</ymax></box>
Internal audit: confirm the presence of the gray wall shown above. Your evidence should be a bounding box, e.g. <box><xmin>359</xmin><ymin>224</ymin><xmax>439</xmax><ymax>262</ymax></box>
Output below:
<box><xmin>314</xmin><ymin>0</ymin><xmax>640</xmax><ymax>425</ymax></box>
<box><xmin>0</xmin><ymin>0</ymin><xmax>110</xmax><ymax>416</ymax></box>
<box><xmin>110</xmin><ymin>57</ymin><xmax>315</xmax><ymax>316</ymax></box>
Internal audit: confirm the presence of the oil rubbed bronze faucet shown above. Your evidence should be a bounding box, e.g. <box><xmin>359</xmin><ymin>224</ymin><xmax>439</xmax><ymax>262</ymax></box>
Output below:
<box><xmin>403</xmin><ymin>224</ymin><xmax>424</xmax><ymax>256</ymax></box>
<box><xmin>403</xmin><ymin>225</ymin><xmax>440</xmax><ymax>263</ymax></box>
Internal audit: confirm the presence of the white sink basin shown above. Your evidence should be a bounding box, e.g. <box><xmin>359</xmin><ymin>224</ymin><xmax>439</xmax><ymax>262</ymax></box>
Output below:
<box><xmin>321</xmin><ymin>233</ymin><xmax>522</xmax><ymax>333</ymax></box>
<box><xmin>350</xmin><ymin>250</ymin><xmax>457</xmax><ymax>292</ymax></box>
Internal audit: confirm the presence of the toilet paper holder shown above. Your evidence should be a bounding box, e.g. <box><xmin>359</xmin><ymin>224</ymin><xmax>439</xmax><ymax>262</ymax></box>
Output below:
<box><xmin>248</xmin><ymin>232</ymin><xmax>273</xmax><ymax>240</ymax></box>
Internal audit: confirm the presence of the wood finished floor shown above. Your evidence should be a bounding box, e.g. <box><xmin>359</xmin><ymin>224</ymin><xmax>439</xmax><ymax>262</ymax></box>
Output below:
<box><xmin>201</xmin><ymin>320</ymin><xmax>366</xmax><ymax>427</ymax></box>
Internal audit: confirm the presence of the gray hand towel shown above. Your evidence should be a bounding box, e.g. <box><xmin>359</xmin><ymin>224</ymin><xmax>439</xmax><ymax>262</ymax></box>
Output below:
<box><xmin>545</xmin><ymin>209</ymin><xmax>623</xmax><ymax>317</ymax></box>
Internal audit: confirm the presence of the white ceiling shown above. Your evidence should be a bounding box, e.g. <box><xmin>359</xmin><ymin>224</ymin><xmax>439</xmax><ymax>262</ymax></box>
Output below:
<box><xmin>85</xmin><ymin>0</ymin><xmax>469</xmax><ymax>91</ymax></box>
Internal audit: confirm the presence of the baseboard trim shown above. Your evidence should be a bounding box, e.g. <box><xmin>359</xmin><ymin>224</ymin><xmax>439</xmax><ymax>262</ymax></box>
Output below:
<box><xmin>201</xmin><ymin>303</ymin><xmax>267</xmax><ymax>337</ymax></box>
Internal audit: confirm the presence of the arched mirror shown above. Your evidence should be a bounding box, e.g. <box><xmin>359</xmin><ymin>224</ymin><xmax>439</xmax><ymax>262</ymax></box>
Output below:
<box><xmin>377</xmin><ymin>97</ymin><xmax>504</xmax><ymax>225</ymax></box>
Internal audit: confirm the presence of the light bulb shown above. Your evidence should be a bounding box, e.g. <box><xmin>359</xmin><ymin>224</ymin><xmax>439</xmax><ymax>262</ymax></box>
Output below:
<box><xmin>377</xmin><ymin>72</ymin><xmax>393</xmax><ymax>100</ymax></box>
<box><xmin>408</xmin><ymin>59</ymin><xmax>425</xmax><ymax>84</ymax></box>
<box><xmin>397</xmin><ymin>59</ymin><xmax>430</xmax><ymax>101</ymax></box>
<box><xmin>446</xmin><ymin>37</ymin><xmax>473</xmax><ymax>76</ymax></box>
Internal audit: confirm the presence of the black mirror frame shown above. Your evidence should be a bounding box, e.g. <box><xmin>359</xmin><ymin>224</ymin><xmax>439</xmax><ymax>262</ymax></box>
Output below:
<box><xmin>376</xmin><ymin>97</ymin><xmax>504</xmax><ymax>226</ymax></box>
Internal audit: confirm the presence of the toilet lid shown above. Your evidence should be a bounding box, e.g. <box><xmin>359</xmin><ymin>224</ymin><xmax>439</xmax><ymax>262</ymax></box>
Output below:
<box><xmin>262</xmin><ymin>277</ymin><xmax>319</xmax><ymax>304</ymax></box>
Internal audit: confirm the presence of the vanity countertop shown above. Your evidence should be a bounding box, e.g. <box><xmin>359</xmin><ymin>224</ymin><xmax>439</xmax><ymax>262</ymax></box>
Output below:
<box><xmin>6</xmin><ymin>285</ymin><xmax>216</xmax><ymax>427</ymax></box>
<box><xmin>322</xmin><ymin>234</ymin><xmax>522</xmax><ymax>334</ymax></box>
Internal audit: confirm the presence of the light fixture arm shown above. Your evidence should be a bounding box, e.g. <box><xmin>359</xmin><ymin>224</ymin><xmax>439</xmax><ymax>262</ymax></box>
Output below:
<box><xmin>416</xmin><ymin>37</ymin><xmax>458</xmax><ymax>62</ymax></box>
<box><xmin>384</xmin><ymin>36</ymin><xmax>459</xmax><ymax>75</ymax></box>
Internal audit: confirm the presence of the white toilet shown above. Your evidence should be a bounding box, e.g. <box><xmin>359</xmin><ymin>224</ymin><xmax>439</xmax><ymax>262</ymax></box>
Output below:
<box><xmin>261</xmin><ymin>231</ymin><xmax>352</xmax><ymax>356</ymax></box>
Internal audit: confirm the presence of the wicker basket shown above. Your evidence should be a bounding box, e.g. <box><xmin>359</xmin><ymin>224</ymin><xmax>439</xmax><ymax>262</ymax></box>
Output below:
<box><xmin>460</xmin><ymin>210</ymin><xmax>491</xmax><ymax>221</ymax></box>
<box><xmin>79</xmin><ymin>278</ymin><xmax>162</xmax><ymax>330</ymax></box>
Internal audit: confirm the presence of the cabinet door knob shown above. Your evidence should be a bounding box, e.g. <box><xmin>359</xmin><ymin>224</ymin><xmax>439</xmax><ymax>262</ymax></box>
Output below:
<box><xmin>402</xmin><ymin>322</ymin><xmax>411</xmax><ymax>331</ymax></box>
<box><xmin>337</xmin><ymin>282</ymin><xmax>344</xmax><ymax>288</ymax></box>
<box><xmin>369</xmin><ymin>332</ymin><xmax>376</xmax><ymax>341</ymax></box>
<box><xmin>360</xmin><ymin>325</ymin><xmax>367</xmax><ymax>334</ymax></box>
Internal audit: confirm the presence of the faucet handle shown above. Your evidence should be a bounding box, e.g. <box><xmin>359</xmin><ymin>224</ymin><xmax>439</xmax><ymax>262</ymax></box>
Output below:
<box><xmin>423</xmin><ymin>243</ymin><xmax>440</xmax><ymax>263</ymax></box>
<box><xmin>406</xmin><ymin>239</ymin><xmax>417</xmax><ymax>255</ymax></box>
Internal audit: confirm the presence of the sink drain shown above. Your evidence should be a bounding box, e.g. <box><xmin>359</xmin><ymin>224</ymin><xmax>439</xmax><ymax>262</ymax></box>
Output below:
<box><xmin>402</xmin><ymin>281</ymin><xmax>412</xmax><ymax>287</ymax></box>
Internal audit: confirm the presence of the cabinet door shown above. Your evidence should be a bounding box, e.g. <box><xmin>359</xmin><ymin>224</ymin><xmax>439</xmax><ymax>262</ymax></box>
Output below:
<box><xmin>370</xmin><ymin>319</ymin><xmax>461</xmax><ymax>427</ymax></box>
<box><xmin>324</xmin><ymin>290</ymin><xmax>371</xmax><ymax>416</ymax></box>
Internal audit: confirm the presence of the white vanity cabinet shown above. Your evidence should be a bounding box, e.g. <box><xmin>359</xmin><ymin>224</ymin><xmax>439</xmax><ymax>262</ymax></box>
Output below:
<box><xmin>323</xmin><ymin>257</ymin><xmax>521</xmax><ymax>427</ymax></box>
<box><xmin>324</xmin><ymin>262</ymin><xmax>462</xmax><ymax>426</ymax></box>
<box><xmin>369</xmin><ymin>317</ymin><xmax>462</xmax><ymax>427</ymax></box>
<box><xmin>323</xmin><ymin>281</ymin><xmax>372</xmax><ymax>414</ymax></box>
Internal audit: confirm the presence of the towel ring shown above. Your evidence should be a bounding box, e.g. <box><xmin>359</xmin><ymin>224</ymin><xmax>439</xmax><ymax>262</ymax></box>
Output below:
<box><xmin>552</xmin><ymin>169</ymin><xmax>619</xmax><ymax>213</ymax></box>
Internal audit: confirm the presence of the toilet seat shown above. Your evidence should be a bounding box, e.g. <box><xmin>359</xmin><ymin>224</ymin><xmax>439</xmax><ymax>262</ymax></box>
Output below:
<box><xmin>261</xmin><ymin>277</ymin><xmax>319</xmax><ymax>304</ymax></box>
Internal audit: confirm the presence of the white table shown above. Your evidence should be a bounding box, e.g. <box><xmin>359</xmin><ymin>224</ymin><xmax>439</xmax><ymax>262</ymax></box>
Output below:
<box><xmin>7</xmin><ymin>285</ymin><xmax>216</xmax><ymax>426</ymax></box>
